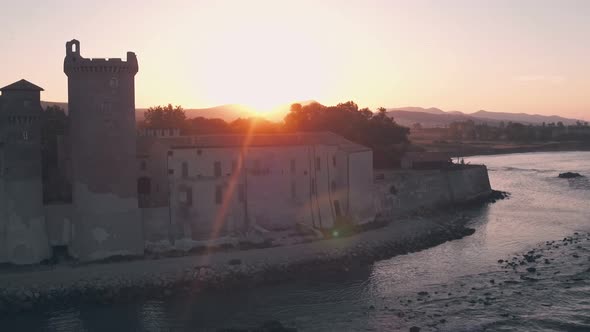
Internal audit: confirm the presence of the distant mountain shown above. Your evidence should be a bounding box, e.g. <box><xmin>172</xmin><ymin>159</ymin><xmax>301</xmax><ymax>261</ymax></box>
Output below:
<box><xmin>386</xmin><ymin>106</ymin><xmax>583</xmax><ymax>128</ymax></box>
<box><xmin>41</xmin><ymin>100</ymin><xmax>582</xmax><ymax>127</ymax></box>
<box><xmin>470</xmin><ymin>110</ymin><xmax>580</xmax><ymax>125</ymax></box>
<box><xmin>386</xmin><ymin>110</ymin><xmax>496</xmax><ymax>128</ymax></box>
<box><xmin>40</xmin><ymin>100</ymin><xmax>318</xmax><ymax>122</ymax></box>
<box><xmin>387</xmin><ymin>107</ymin><xmax>446</xmax><ymax>115</ymax></box>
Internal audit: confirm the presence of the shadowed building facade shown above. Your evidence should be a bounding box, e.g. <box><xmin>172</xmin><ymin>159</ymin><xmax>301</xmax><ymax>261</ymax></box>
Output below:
<box><xmin>0</xmin><ymin>80</ymin><xmax>51</xmax><ymax>264</ymax></box>
<box><xmin>63</xmin><ymin>40</ymin><xmax>143</xmax><ymax>260</ymax></box>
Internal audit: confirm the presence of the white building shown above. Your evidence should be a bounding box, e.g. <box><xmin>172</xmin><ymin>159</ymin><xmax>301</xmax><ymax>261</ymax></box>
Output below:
<box><xmin>164</xmin><ymin>132</ymin><xmax>374</xmax><ymax>240</ymax></box>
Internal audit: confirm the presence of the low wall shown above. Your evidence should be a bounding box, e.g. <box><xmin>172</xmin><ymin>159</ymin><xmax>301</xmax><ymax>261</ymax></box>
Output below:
<box><xmin>44</xmin><ymin>204</ymin><xmax>73</xmax><ymax>247</ymax></box>
<box><xmin>141</xmin><ymin>207</ymin><xmax>171</xmax><ymax>246</ymax></box>
<box><xmin>374</xmin><ymin>165</ymin><xmax>492</xmax><ymax>217</ymax></box>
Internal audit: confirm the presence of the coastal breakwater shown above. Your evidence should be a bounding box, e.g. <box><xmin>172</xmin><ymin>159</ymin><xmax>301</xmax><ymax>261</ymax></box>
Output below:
<box><xmin>0</xmin><ymin>165</ymin><xmax>496</xmax><ymax>315</ymax></box>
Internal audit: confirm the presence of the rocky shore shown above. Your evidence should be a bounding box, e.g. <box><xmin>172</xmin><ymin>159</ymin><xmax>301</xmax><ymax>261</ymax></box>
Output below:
<box><xmin>359</xmin><ymin>231</ymin><xmax>590</xmax><ymax>331</ymax></box>
<box><xmin>0</xmin><ymin>192</ymin><xmax>506</xmax><ymax>316</ymax></box>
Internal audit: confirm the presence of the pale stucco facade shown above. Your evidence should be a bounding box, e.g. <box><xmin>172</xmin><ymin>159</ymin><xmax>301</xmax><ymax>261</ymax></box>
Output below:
<box><xmin>151</xmin><ymin>133</ymin><xmax>374</xmax><ymax>243</ymax></box>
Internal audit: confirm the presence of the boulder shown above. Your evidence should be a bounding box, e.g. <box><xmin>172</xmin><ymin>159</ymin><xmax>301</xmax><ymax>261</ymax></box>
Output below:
<box><xmin>558</xmin><ymin>172</ymin><xmax>583</xmax><ymax>179</ymax></box>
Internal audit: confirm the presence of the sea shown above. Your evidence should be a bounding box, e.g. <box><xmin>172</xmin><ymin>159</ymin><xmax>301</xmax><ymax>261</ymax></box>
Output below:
<box><xmin>3</xmin><ymin>151</ymin><xmax>590</xmax><ymax>331</ymax></box>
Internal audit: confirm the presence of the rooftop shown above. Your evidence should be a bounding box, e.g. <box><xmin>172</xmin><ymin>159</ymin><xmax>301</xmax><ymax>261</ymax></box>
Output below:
<box><xmin>152</xmin><ymin>132</ymin><xmax>370</xmax><ymax>153</ymax></box>
<box><xmin>0</xmin><ymin>79</ymin><xmax>44</xmax><ymax>92</ymax></box>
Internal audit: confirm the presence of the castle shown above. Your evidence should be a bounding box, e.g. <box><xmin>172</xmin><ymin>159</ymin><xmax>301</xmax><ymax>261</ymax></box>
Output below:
<box><xmin>0</xmin><ymin>40</ymin><xmax>375</xmax><ymax>265</ymax></box>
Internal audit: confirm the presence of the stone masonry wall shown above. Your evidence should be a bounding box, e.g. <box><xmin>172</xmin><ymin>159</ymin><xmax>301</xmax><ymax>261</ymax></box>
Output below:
<box><xmin>374</xmin><ymin>165</ymin><xmax>492</xmax><ymax>218</ymax></box>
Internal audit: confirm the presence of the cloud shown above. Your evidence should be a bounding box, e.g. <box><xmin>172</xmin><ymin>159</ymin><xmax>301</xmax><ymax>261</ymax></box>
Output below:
<box><xmin>515</xmin><ymin>75</ymin><xmax>566</xmax><ymax>84</ymax></box>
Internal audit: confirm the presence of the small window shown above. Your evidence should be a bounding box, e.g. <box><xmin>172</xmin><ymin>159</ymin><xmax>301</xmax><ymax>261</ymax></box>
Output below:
<box><xmin>334</xmin><ymin>200</ymin><xmax>342</xmax><ymax>217</ymax></box>
<box><xmin>23</xmin><ymin>100</ymin><xmax>31</xmax><ymax>108</ymax></box>
<box><xmin>186</xmin><ymin>188</ymin><xmax>193</xmax><ymax>206</ymax></box>
<box><xmin>311</xmin><ymin>178</ymin><xmax>316</xmax><ymax>195</ymax></box>
<box><xmin>140</xmin><ymin>160</ymin><xmax>147</xmax><ymax>171</ymax></box>
<box><xmin>197</xmin><ymin>149</ymin><xmax>202</xmax><ymax>156</ymax></box>
<box><xmin>215</xmin><ymin>185</ymin><xmax>223</xmax><ymax>205</ymax></box>
<box><xmin>290</xmin><ymin>159</ymin><xmax>296</xmax><ymax>174</ymax></box>
<box><xmin>181</xmin><ymin>161</ymin><xmax>188</xmax><ymax>178</ymax></box>
<box><xmin>169</xmin><ymin>129</ymin><xmax>174</xmax><ymax>136</ymax></box>
<box><xmin>167</xmin><ymin>150</ymin><xmax>173</xmax><ymax>156</ymax></box>
<box><xmin>332</xmin><ymin>156</ymin><xmax>336</xmax><ymax>167</ymax></box>
<box><xmin>214</xmin><ymin>161</ymin><xmax>222</xmax><ymax>177</ymax></box>
<box><xmin>232</xmin><ymin>160</ymin><xmax>238</xmax><ymax>174</ymax></box>
<box><xmin>315</xmin><ymin>157</ymin><xmax>321</xmax><ymax>171</ymax></box>
<box><xmin>109</xmin><ymin>77</ymin><xmax>119</xmax><ymax>89</ymax></box>
<box><xmin>180</xmin><ymin>187</ymin><xmax>193</xmax><ymax>206</ymax></box>
<box><xmin>331</xmin><ymin>180</ymin><xmax>337</xmax><ymax>192</ymax></box>
<box><xmin>291</xmin><ymin>182</ymin><xmax>296</xmax><ymax>199</ymax></box>
<box><xmin>168</xmin><ymin>169</ymin><xmax>174</xmax><ymax>175</ymax></box>
<box><xmin>22</xmin><ymin>131</ymin><xmax>29</xmax><ymax>141</ymax></box>
<box><xmin>238</xmin><ymin>184</ymin><xmax>245</xmax><ymax>203</ymax></box>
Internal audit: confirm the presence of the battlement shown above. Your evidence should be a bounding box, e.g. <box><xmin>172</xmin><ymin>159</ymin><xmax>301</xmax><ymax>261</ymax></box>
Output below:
<box><xmin>64</xmin><ymin>39</ymin><xmax>138</xmax><ymax>75</ymax></box>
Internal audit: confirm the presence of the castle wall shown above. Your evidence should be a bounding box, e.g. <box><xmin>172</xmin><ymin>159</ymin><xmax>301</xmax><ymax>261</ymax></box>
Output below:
<box><xmin>0</xmin><ymin>177</ymin><xmax>49</xmax><ymax>264</ymax></box>
<box><xmin>0</xmin><ymin>84</ymin><xmax>51</xmax><ymax>265</ymax></box>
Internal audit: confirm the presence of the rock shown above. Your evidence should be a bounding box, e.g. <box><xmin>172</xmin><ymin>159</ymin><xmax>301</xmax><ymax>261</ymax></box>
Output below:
<box><xmin>526</xmin><ymin>267</ymin><xmax>536</xmax><ymax>273</ymax></box>
<box><xmin>228</xmin><ymin>258</ymin><xmax>242</xmax><ymax>266</ymax></box>
<box><xmin>558</xmin><ymin>172</ymin><xmax>583</xmax><ymax>179</ymax></box>
<box><xmin>409</xmin><ymin>327</ymin><xmax>421</xmax><ymax>332</ymax></box>
<box><xmin>417</xmin><ymin>291</ymin><xmax>428</xmax><ymax>296</ymax></box>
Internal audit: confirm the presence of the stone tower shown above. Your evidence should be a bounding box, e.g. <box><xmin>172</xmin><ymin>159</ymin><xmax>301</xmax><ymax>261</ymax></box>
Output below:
<box><xmin>63</xmin><ymin>40</ymin><xmax>143</xmax><ymax>260</ymax></box>
<box><xmin>0</xmin><ymin>80</ymin><xmax>50</xmax><ymax>264</ymax></box>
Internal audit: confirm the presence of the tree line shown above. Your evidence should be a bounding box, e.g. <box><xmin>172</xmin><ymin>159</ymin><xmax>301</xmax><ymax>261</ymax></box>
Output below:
<box><xmin>141</xmin><ymin>102</ymin><xmax>410</xmax><ymax>167</ymax></box>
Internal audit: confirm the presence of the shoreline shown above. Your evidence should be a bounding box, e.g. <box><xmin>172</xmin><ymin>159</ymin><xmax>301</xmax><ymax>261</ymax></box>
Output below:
<box><xmin>0</xmin><ymin>192</ymin><xmax>504</xmax><ymax>315</ymax></box>
<box><xmin>417</xmin><ymin>141</ymin><xmax>590</xmax><ymax>158</ymax></box>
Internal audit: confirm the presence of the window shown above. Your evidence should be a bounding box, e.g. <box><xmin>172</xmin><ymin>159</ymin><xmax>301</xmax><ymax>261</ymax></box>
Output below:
<box><xmin>197</xmin><ymin>149</ymin><xmax>202</xmax><ymax>156</ymax></box>
<box><xmin>290</xmin><ymin>159</ymin><xmax>296</xmax><ymax>174</ymax></box>
<box><xmin>334</xmin><ymin>200</ymin><xmax>342</xmax><ymax>217</ymax></box>
<box><xmin>214</xmin><ymin>161</ymin><xmax>222</xmax><ymax>177</ymax></box>
<box><xmin>311</xmin><ymin>178</ymin><xmax>316</xmax><ymax>195</ymax></box>
<box><xmin>179</xmin><ymin>187</ymin><xmax>193</xmax><ymax>206</ymax></box>
<box><xmin>315</xmin><ymin>157</ymin><xmax>321</xmax><ymax>171</ymax></box>
<box><xmin>23</xmin><ymin>100</ymin><xmax>31</xmax><ymax>108</ymax></box>
<box><xmin>332</xmin><ymin>156</ymin><xmax>336</xmax><ymax>167</ymax></box>
<box><xmin>232</xmin><ymin>160</ymin><xmax>238</xmax><ymax>174</ymax></box>
<box><xmin>22</xmin><ymin>131</ymin><xmax>29</xmax><ymax>141</ymax></box>
<box><xmin>238</xmin><ymin>184</ymin><xmax>245</xmax><ymax>203</ymax></box>
<box><xmin>291</xmin><ymin>182</ymin><xmax>296</xmax><ymax>199</ymax></box>
<box><xmin>109</xmin><ymin>77</ymin><xmax>118</xmax><ymax>88</ymax></box>
<box><xmin>186</xmin><ymin>188</ymin><xmax>193</xmax><ymax>206</ymax></box>
<box><xmin>215</xmin><ymin>185</ymin><xmax>223</xmax><ymax>205</ymax></box>
<box><xmin>140</xmin><ymin>160</ymin><xmax>147</xmax><ymax>171</ymax></box>
<box><xmin>169</xmin><ymin>129</ymin><xmax>174</xmax><ymax>136</ymax></box>
<box><xmin>181</xmin><ymin>162</ymin><xmax>188</xmax><ymax>178</ymax></box>
<box><xmin>331</xmin><ymin>180</ymin><xmax>337</xmax><ymax>192</ymax></box>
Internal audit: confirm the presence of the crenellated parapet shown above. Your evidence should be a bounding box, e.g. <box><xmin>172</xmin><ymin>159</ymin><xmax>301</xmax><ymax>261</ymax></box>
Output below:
<box><xmin>64</xmin><ymin>39</ymin><xmax>138</xmax><ymax>75</ymax></box>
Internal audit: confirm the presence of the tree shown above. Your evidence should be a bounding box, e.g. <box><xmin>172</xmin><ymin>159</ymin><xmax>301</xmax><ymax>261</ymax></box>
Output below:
<box><xmin>283</xmin><ymin>101</ymin><xmax>410</xmax><ymax>167</ymax></box>
<box><xmin>143</xmin><ymin>104</ymin><xmax>187</xmax><ymax>131</ymax></box>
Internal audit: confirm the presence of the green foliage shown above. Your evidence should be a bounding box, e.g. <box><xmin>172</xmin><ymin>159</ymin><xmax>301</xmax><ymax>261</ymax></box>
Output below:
<box><xmin>283</xmin><ymin>101</ymin><xmax>409</xmax><ymax>148</ymax></box>
<box><xmin>446</xmin><ymin>119</ymin><xmax>590</xmax><ymax>142</ymax></box>
<box><xmin>143</xmin><ymin>104</ymin><xmax>187</xmax><ymax>131</ymax></box>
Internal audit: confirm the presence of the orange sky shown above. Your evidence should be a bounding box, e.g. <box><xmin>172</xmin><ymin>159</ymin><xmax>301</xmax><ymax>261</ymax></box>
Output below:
<box><xmin>1</xmin><ymin>0</ymin><xmax>589</xmax><ymax>120</ymax></box>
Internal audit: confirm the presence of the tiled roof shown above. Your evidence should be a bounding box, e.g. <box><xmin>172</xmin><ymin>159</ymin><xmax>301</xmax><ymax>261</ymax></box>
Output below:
<box><xmin>0</xmin><ymin>79</ymin><xmax>44</xmax><ymax>92</ymax></box>
<box><xmin>161</xmin><ymin>132</ymin><xmax>370</xmax><ymax>152</ymax></box>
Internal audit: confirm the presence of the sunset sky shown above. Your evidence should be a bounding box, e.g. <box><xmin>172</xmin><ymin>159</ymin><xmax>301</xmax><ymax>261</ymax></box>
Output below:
<box><xmin>2</xmin><ymin>0</ymin><xmax>589</xmax><ymax>119</ymax></box>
